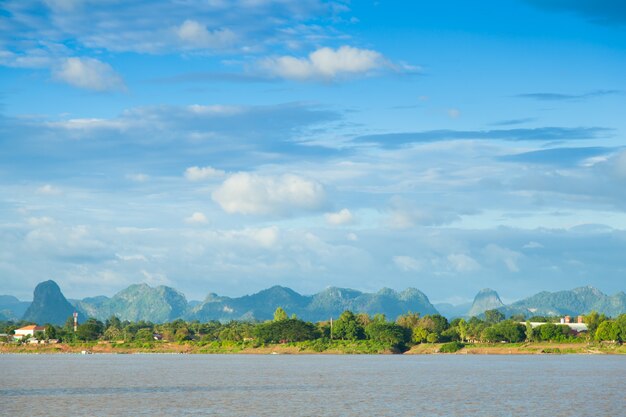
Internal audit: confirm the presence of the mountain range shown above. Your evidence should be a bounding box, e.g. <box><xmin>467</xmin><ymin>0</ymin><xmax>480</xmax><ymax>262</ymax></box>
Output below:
<box><xmin>498</xmin><ymin>286</ymin><xmax>626</xmax><ymax>318</ymax></box>
<box><xmin>2</xmin><ymin>281</ymin><xmax>625</xmax><ymax>325</ymax></box>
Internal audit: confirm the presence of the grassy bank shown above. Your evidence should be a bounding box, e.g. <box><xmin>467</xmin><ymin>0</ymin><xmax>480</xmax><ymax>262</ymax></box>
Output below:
<box><xmin>2</xmin><ymin>340</ymin><xmax>624</xmax><ymax>355</ymax></box>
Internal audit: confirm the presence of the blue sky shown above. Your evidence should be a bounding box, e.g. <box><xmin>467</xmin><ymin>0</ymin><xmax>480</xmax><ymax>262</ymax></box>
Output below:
<box><xmin>1</xmin><ymin>0</ymin><xmax>625</xmax><ymax>303</ymax></box>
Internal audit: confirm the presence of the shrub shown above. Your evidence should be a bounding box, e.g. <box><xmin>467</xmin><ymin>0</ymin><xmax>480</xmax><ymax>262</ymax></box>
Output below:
<box><xmin>439</xmin><ymin>341</ymin><xmax>465</xmax><ymax>353</ymax></box>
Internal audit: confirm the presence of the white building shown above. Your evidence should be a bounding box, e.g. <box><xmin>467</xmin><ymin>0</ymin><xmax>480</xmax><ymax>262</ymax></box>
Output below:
<box><xmin>13</xmin><ymin>325</ymin><xmax>46</xmax><ymax>340</ymax></box>
<box><xmin>522</xmin><ymin>322</ymin><xmax>588</xmax><ymax>332</ymax></box>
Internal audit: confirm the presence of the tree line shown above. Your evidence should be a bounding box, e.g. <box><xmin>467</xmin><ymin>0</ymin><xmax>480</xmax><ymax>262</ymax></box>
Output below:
<box><xmin>2</xmin><ymin>308</ymin><xmax>625</xmax><ymax>351</ymax></box>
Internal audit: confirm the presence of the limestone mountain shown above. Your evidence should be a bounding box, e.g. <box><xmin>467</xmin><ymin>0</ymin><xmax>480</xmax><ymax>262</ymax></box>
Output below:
<box><xmin>500</xmin><ymin>286</ymin><xmax>626</xmax><ymax>317</ymax></box>
<box><xmin>320</xmin><ymin>287</ymin><xmax>438</xmax><ymax>322</ymax></box>
<box><xmin>0</xmin><ymin>295</ymin><xmax>31</xmax><ymax>321</ymax></box>
<box><xmin>190</xmin><ymin>286</ymin><xmax>438</xmax><ymax>322</ymax></box>
<box><xmin>21</xmin><ymin>280</ymin><xmax>85</xmax><ymax>326</ymax></box>
<box><xmin>76</xmin><ymin>284</ymin><xmax>189</xmax><ymax>322</ymax></box>
<box><xmin>468</xmin><ymin>288</ymin><xmax>504</xmax><ymax>317</ymax></box>
<box><xmin>191</xmin><ymin>285</ymin><xmax>310</xmax><ymax>322</ymax></box>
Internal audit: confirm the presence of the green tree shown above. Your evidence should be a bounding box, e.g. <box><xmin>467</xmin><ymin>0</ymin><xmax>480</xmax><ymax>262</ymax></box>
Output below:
<box><xmin>365</xmin><ymin>322</ymin><xmax>410</xmax><ymax>350</ymax></box>
<box><xmin>484</xmin><ymin>309</ymin><xmax>505</xmax><ymax>324</ymax></box>
<box><xmin>457</xmin><ymin>319</ymin><xmax>468</xmax><ymax>343</ymax></box>
<box><xmin>175</xmin><ymin>326</ymin><xmax>192</xmax><ymax>342</ymax></box>
<box><xmin>466</xmin><ymin>317</ymin><xmax>487</xmax><ymax>342</ymax></box>
<box><xmin>539</xmin><ymin>323</ymin><xmax>558</xmax><ymax>341</ymax></box>
<box><xmin>584</xmin><ymin>311</ymin><xmax>607</xmax><ymax>337</ymax></box>
<box><xmin>426</xmin><ymin>332</ymin><xmax>440</xmax><ymax>343</ymax></box>
<box><xmin>333</xmin><ymin>311</ymin><xmax>365</xmax><ymax>341</ymax></box>
<box><xmin>75</xmin><ymin>318</ymin><xmax>104</xmax><ymax>341</ymax></box>
<box><xmin>595</xmin><ymin>321</ymin><xmax>620</xmax><ymax>342</ymax></box>
<box><xmin>44</xmin><ymin>324</ymin><xmax>57</xmax><ymax>340</ymax></box>
<box><xmin>255</xmin><ymin>319</ymin><xmax>320</xmax><ymax>343</ymax></box>
<box><xmin>615</xmin><ymin>314</ymin><xmax>626</xmax><ymax>342</ymax></box>
<box><xmin>525</xmin><ymin>321</ymin><xmax>534</xmax><ymax>342</ymax></box>
<box><xmin>356</xmin><ymin>313</ymin><xmax>372</xmax><ymax>327</ymax></box>
<box><xmin>419</xmin><ymin>315</ymin><xmax>449</xmax><ymax>334</ymax></box>
<box><xmin>103</xmin><ymin>326</ymin><xmax>123</xmax><ymax>341</ymax></box>
<box><xmin>412</xmin><ymin>327</ymin><xmax>429</xmax><ymax>343</ymax></box>
<box><xmin>481</xmin><ymin>321</ymin><xmax>525</xmax><ymax>343</ymax></box>
<box><xmin>135</xmin><ymin>328</ymin><xmax>155</xmax><ymax>342</ymax></box>
<box><xmin>273</xmin><ymin>307</ymin><xmax>288</xmax><ymax>322</ymax></box>
<box><xmin>105</xmin><ymin>316</ymin><xmax>122</xmax><ymax>330</ymax></box>
<box><xmin>63</xmin><ymin>316</ymin><xmax>76</xmax><ymax>332</ymax></box>
<box><xmin>396</xmin><ymin>312</ymin><xmax>421</xmax><ymax>329</ymax></box>
<box><xmin>441</xmin><ymin>327</ymin><xmax>460</xmax><ymax>342</ymax></box>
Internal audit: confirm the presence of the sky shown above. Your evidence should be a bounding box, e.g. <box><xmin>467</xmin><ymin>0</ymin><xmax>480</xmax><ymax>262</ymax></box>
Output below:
<box><xmin>1</xmin><ymin>0</ymin><xmax>625</xmax><ymax>303</ymax></box>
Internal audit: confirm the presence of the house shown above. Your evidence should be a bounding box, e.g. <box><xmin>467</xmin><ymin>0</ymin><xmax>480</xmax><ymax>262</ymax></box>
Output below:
<box><xmin>13</xmin><ymin>325</ymin><xmax>46</xmax><ymax>340</ymax></box>
<box><xmin>522</xmin><ymin>321</ymin><xmax>588</xmax><ymax>332</ymax></box>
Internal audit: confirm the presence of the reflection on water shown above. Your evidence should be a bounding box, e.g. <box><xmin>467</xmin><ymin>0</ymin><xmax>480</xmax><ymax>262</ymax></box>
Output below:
<box><xmin>1</xmin><ymin>354</ymin><xmax>624</xmax><ymax>416</ymax></box>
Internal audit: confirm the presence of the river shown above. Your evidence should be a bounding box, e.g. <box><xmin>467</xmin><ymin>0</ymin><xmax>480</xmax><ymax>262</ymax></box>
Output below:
<box><xmin>1</xmin><ymin>354</ymin><xmax>624</xmax><ymax>416</ymax></box>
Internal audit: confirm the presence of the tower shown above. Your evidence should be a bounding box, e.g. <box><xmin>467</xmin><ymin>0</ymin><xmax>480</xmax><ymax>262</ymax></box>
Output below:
<box><xmin>73</xmin><ymin>312</ymin><xmax>78</xmax><ymax>332</ymax></box>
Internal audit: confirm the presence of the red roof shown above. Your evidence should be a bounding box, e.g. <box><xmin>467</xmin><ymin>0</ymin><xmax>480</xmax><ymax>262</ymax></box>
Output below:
<box><xmin>16</xmin><ymin>325</ymin><xmax>46</xmax><ymax>331</ymax></box>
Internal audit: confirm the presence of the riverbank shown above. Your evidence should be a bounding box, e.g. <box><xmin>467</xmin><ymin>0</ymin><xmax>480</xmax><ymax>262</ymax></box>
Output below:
<box><xmin>1</xmin><ymin>340</ymin><xmax>624</xmax><ymax>355</ymax></box>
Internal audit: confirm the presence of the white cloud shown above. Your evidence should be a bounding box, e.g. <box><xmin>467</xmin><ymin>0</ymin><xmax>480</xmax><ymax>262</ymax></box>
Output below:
<box><xmin>346</xmin><ymin>232</ymin><xmax>358</xmax><ymax>241</ymax></box>
<box><xmin>184</xmin><ymin>166</ymin><xmax>226</xmax><ymax>181</ymax></box>
<box><xmin>523</xmin><ymin>241</ymin><xmax>544</xmax><ymax>249</ymax></box>
<box><xmin>484</xmin><ymin>244</ymin><xmax>522</xmax><ymax>273</ymax></box>
<box><xmin>447</xmin><ymin>108</ymin><xmax>461</xmax><ymax>119</ymax></box>
<box><xmin>259</xmin><ymin>45</ymin><xmax>388</xmax><ymax>80</ymax></box>
<box><xmin>185</xmin><ymin>212</ymin><xmax>209</xmax><ymax>224</ymax></box>
<box><xmin>36</xmin><ymin>184</ymin><xmax>62</xmax><ymax>195</ymax></box>
<box><xmin>393</xmin><ymin>255</ymin><xmax>422</xmax><ymax>272</ymax></box>
<box><xmin>116</xmin><ymin>253</ymin><xmax>148</xmax><ymax>262</ymax></box>
<box><xmin>612</xmin><ymin>150</ymin><xmax>626</xmax><ymax>179</ymax></box>
<box><xmin>387</xmin><ymin>197</ymin><xmax>462</xmax><ymax>228</ymax></box>
<box><xmin>187</xmin><ymin>104</ymin><xmax>242</xmax><ymax>115</ymax></box>
<box><xmin>126</xmin><ymin>173</ymin><xmax>149</xmax><ymax>182</ymax></box>
<box><xmin>27</xmin><ymin>217</ymin><xmax>56</xmax><ymax>227</ymax></box>
<box><xmin>47</xmin><ymin>118</ymin><xmax>128</xmax><ymax>131</ymax></box>
<box><xmin>212</xmin><ymin>172</ymin><xmax>325</xmax><ymax>215</ymax></box>
<box><xmin>176</xmin><ymin>20</ymin><xmax>237</xmax><ymax>49</ymax></box>
<box><xmin>52</xmin><ymin>57</ymin><xmax>125</xmax><ymax>91</ymax></box>
<box><xmin>325</xmin><ymin>208</ymin><xmax>354</xmax><ymax>225</ymax></box>
<box><xmin>447</xmin><ymin>253</ymin><xmax>481</xmax><ymax>272</ymax></box>
<box><xmin>141</xmin><ymin>269</ymin><xmax>171</xmax><ymax>286</ymax></box>
<box><xmin>242</xmin><ymin>226</ymin><xmax>280</xmax><ymax>248</ymax></box>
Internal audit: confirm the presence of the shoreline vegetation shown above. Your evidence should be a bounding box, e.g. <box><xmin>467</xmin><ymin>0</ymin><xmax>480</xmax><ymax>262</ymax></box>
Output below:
<box><xmin>1</xmin><ymin>340</ymin><xmax>625</xmax><ymax>355</ymax></box>
<box><xmin>3</xmin><ymin>308</ymin><xmax>625</xmax><ymax>356</ymax></box>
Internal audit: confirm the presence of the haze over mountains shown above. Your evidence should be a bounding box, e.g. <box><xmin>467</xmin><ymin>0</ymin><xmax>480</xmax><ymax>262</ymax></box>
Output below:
<box><xmin>1</xmin><ymin>281</ymin><xmax>625</xmax><ymax>326</ymax></box>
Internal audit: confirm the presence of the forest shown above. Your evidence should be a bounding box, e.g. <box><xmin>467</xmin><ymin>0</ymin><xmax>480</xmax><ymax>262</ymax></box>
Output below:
<box><xmin>2</xmin><ymin>307</ymin><xmax>625</xmax><ymax>354</ymax></box>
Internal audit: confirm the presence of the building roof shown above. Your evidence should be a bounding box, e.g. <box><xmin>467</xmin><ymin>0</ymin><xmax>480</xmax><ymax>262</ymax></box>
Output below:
<box><xmin>16</xmin><ymin>325</ymin><xmax>46</xmax><ymax>331</ymax></box>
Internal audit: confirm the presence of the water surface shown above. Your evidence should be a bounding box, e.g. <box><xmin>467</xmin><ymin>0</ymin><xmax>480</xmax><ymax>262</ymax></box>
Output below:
<box><xmin>1</xmin><ymin>354</ymin><xmax>624</xmax><ymax>416</ymax></box>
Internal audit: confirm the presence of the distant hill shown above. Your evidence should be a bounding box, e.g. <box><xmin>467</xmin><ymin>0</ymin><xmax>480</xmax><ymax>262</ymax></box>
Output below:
<box><xmin>190</xmin><ymin>285</ymin><xmax>438</xmax><ymax>322</ymax></box>
<box><xmin>10</xmin><ymin>281</ymin><xmax>626</xmax><ymax>325</ymax></box>
<box><xmin>71</xmin><ymin>296</ymin><xmax>110</xmax><ymax>319</ymax></box>
<box><xmin>0</xmin><ymin>295</ymin><xmax>31</xmax><ymax>321</ymax></box>
<box><xmin>435</xmin><ymin>302</ymin><xmax>472</xmax><ymax>319</ymax></box>
<box><xmin>21</xmin><ymin>280</ymin><xmax>85</xmax><ymax>326</ymax></box>
<box><xmin>499</xmin><ymin>286</ymin><xmax>626</xmax><ymax>317</ymax></box>
<box><xmin>303</xmin><ymin>286</ymin><xmax>438</xmax><ymax>322</ymax></box>
<box><xmin>76</xmin><ymin>284</ymin><xmax>188</xmax><ymax>322</ymax></box>
<box><xmin>468</xmin><ymin>288</ymin><xmax>504</xmax><ymax>317</ymax></box>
